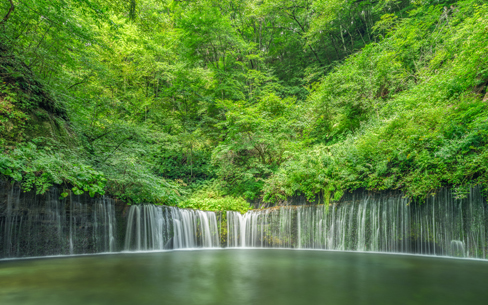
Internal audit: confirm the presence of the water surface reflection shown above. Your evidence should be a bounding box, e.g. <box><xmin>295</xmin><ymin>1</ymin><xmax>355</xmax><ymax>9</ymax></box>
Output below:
<box><xmin>0</xmin><ymin>249</ymin><xmax>487</xmax><ymax>305</ymax></box>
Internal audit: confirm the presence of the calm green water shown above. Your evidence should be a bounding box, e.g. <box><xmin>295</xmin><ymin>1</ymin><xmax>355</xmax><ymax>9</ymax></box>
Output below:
<box><xmin>1</xmin><ymin>249</ymin><xmax>487</xmax><ymax>305</ymax></box>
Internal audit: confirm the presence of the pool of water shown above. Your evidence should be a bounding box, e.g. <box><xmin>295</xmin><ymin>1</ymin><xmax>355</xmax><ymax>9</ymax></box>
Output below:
<box><xmin>1</xmin><ymin>249</ymin><xmax>487</xmax><ymax>305</ymax></box>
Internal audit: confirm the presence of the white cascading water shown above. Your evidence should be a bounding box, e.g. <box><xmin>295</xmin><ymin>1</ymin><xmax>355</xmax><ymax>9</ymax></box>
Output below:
<box><xmin>1</xmin><ymin>182</ymin><xmax>486</xmax><ymax>260</ymax></box>
<box><xmin>227</xmin><ymin>188</ymin><xmax>488</xmax><ymax>259</ymax></box>
<box><xmin>0</xmin><ymin>184</ymin><xmax>117</xmax><ymax>258</ymax></box>
<box><xmin>124</xmin><ymin>205</ymin><xmax>220</xmax><ymax>250</ymax></box>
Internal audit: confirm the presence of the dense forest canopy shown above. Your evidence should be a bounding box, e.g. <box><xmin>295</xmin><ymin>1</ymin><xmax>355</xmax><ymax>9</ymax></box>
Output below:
<box><xmin>1</xmin><ymin>0</ymin><xmax>487</xmax><ymax>211</ymax></box>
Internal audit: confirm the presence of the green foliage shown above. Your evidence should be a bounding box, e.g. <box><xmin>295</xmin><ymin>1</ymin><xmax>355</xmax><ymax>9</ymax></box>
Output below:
<box><xmin>0</xmin><ymin>83</ymin><xmax>28</xmax><ymax>145</ymax></box>
<box><xmin>264</xmin><ymin>0</ymin><xmax>488</xmax><ymax>201</ymax></box>
<box><xmin>152</xmin><ymin>132</ymin><xmax>215</xmax><ymax>184</ymax></box>
<box><xmin>0</xmin><ymin>141</ymin><xmax>106</xmax><ymax>196</ymax></box>
<box><xmin>1</xmin><ymin>0</ymin><xmax>487</xmax><ymax>208</ymax></box>
<box><xmin>179</xmin><ymin>185</ymin><xmax>250</xmax><ymax>213</ymax></box>
<box><xmin>212</xmin><ymin>93</ymin><xmax>306</xmax><ymax>199</ymax></box>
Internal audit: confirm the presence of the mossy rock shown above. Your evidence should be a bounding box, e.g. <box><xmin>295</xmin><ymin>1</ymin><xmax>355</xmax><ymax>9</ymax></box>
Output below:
<box><xmin>0</xmin><ymin>42</ymin><xmax>72</xmax><ymax>147</ymax></box>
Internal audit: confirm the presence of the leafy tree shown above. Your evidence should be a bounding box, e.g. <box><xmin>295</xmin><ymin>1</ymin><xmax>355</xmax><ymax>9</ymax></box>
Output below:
<box><xmin>2</xmin><ymin>0</ymin><xmax>487</xmax><ymax>209</ymax></box>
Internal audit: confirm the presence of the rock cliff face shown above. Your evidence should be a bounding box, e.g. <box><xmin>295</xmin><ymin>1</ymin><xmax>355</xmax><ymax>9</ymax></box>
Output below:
<box><xmin>2</xmin><ymin>180</ymin><xmax>487</xmax><ymax>260</ymax></box>
<box><xmin>0</xmin><ymin>42</ymin><xmax>70</xmax><ymax>146</ymax></box>
<box><xmin>0</xmin><ymin>181</ymin><xmax>129</xmax><ymax>258</ymax></box>
<box><xmin>229</xmin><ymin>188</ymin><xmax>488</xmax><ymax>258</ymax></box>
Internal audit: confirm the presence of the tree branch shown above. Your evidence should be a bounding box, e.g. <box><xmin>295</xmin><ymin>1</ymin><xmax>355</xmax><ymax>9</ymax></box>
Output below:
<box><xmin>102</xmin><ymin>136</ymin><xmax>132</xmax><ymax>163</ymax></box>
<box><xmin>0</xmin><ymin>0</ymin><xmax>14</xmax><ymax>26</ymax></box>
<box><xmin>68</xmin><ymin>79</ymin><xmax>88</xmax><ymax>89</ymax></box>
<box><xmin>285</xmin><ymin>10</ymin><xmax>323</xmax><ymax>65</ymax></box>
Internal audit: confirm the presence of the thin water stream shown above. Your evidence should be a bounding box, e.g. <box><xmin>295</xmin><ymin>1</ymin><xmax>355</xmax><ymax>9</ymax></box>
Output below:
<box><xmin>1</xmin><ymin>249</ymin><xmax>487</xmax><ymax>305</ymax></box>
<box><xmin>1</xmin><ymin>183</ymin><xmax>487</xmax><ymax>260</ymax></box>
<box><xmin>227</xmin><ymin>188</ymin><xmax>488</xmax><ymax>258</ymax></box>
<box><xmin>2</xmin><ymin>184</ymin><xmax>488</xmax><ymax>304</ymax></box>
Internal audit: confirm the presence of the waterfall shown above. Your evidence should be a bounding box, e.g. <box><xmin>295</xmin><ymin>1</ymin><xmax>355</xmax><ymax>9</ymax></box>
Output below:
<box><xmin>1</xmin><ymin>182</ymin><xmax>487</xmax><ymax>260</ymax></box>
<box><xmin>124</xmin><ymin>205</ymin><xmax>221</xmax><ymax>250</ymax></box>
<box><xmin>124</xmin><ymin>205</ymin><xmax>171</xmax><ymax>251</ymax></box>
<box><xmin>0</xmin><ymin>183</ymin><xmax>117</xmax><ymax>258</ymax></box>
<box><xmin>450</xmin><ymin>240</ymin><xmax>466</xmax><ymax>257</ymax></box>
<box><xmin>227</xmin><ymin>211</ymin><xmax>242</xmax><ymax>247</ymax></box>
<box><xmin>227</xmin><ymin>188</ymin><xmax>488</xmax><ymax>259</ymax></box>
